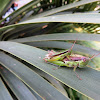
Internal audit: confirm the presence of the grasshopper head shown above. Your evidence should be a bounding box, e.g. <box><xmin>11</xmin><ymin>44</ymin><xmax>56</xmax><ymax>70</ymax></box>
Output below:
<box><xmin>79</xmin><ymin>57</ymin><xmax>90</xmax><ymax>68</ymax></box>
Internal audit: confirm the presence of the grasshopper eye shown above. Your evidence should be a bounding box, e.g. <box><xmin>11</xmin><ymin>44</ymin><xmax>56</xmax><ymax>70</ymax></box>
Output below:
<box><xmin>83</xmin><ymin>58</ymin><xmax>86</xmax><ymax>62</ymax></box>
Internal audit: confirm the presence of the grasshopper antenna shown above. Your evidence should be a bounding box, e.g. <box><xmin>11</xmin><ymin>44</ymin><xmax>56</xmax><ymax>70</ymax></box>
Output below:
<box><xmin>68</xmin><ymin>38</ymin><xmax>78</xmax><ymax>53</ymax></box>
<box><xmin>86</xmin><ymin>53</ymin><xmax>100</xmax><ymax>68</ymax></box>
<box><xmin>52</xmin><ymin>38</ymin><xmax>78</xmax><ymax>57</ymax></box>
<box><xmin>89</xmin><ymin>53</ymin><xmax>100</xmax><ymax>60</ymax></box>
<box><xmin>89</xmin><ymin>54</ymin><xmax>95</xmax><ymax>60</ymax></box>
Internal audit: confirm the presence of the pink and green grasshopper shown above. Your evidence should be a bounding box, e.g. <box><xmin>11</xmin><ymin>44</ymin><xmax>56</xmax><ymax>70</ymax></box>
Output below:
<box><xmin>43</xmin><ymin>40</ymin><xmax>100</xmax><ymax>80</ymax></box>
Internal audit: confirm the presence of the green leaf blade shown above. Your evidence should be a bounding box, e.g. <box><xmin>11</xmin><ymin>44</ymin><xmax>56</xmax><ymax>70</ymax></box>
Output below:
<box><xmin>0</xmin><ymin>67</ymin><xmax>37</xmax><ymax>100</ymax></box>
<box><xmin>0</xmin><ymin>78</ymin><xmax>13</xmax><ymax>100</ymax></box>
<box><xmin>11</xmin><ymin>33</ymin><xmax>100</xmax><ymax>42</ymax></box>
<box><xmin>0</xmin><ymin>52</ymin><xmax>68</xmax><ymax>100</ymax></box>
<box><xmin>21</xmin><ymin>13</ymin><xmax>100</xmax><ymax>24</ymax></box>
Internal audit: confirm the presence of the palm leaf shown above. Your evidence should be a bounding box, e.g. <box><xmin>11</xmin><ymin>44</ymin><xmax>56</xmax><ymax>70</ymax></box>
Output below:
<box><xmin>0</xmin><ymin>0</ymin><xmax>100</xmax><ymax>100</ymax></box>
<box><xmin>0</xmin><ymin>52</ymin><xmax>68</xmax><ymax>100</ymax></box>
<box><xmin>0</xmin><ymin>77</ymin><xmax>13</xmax><ymax>100</ymax></box>
<box><xmin>0</xmin><ymin>67</ymin><xmax>37</xmax><ymax>100</ymax></box>
<box><xmin>11</xmin><ymin>33</ymin><xmax>100</xmax><ymax>42</ymax></box>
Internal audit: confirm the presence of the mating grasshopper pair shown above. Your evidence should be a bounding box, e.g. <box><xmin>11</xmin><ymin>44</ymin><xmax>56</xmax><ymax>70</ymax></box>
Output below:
<box><xmin>43</xmin><ymin>40</ymin><xmax>100</xmax><ymax>80</ymax></box>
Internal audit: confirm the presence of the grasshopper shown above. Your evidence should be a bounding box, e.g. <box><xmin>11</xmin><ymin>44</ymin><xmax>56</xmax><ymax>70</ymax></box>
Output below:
<box><xmin>43</xmin><ymin>40</ymin><xmax>100</xmax><ymax>80</ymax></box>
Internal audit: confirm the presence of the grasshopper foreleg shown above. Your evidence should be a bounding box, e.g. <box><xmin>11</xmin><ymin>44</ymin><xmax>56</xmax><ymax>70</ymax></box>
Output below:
<box><xmin>74</xmin><ymin>71</ymin><xmax>82</xmax><ymax>80</ymax></box>
<box><xmin>73</xmin><ymin>65</ymin><xmax>82</xmax><ymax>80</ymax></box>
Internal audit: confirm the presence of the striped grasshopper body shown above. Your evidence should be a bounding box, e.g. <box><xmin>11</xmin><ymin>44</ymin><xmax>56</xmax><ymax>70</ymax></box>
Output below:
<box><xmin>43</xmin><ymin>49</ymin><xmax>90</xmax><ymax>80</ymax></box>
<box><xmin>43</xmin><ymin>40</ymin><xmax>100</xmax><ymax>80</ymax></box>
<box><xmin>44</xmin><ymin>50</ymin><xmax>90</xmax><ymax>69</ymax></box>
<box><xmin>44</xmin><ymin>39</ymin><xmax>89</xmax><ymax>69</ymax></box>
